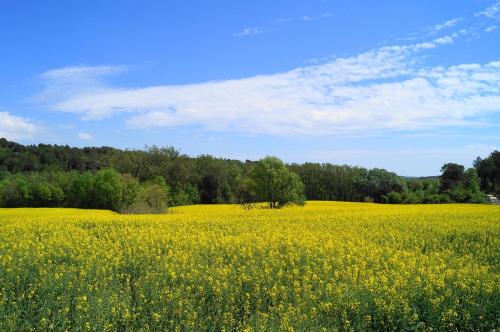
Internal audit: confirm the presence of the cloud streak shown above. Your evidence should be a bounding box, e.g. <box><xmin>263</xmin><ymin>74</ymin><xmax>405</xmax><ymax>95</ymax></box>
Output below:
<box><xmin>428</xmin><ymin>18</ymin><xmax>462</xmax><ymax>34</ymax></box>
<box><xmin>77</xmin><ymin>132</ymin><xmax>93</xmax><ymax>140</ymax></box>
<box><xmin>233</xmin><ymin>27</ymin><xmax>263</xmax><ymax>37</ymax></box>
<box><xmin>476</xmin><ymin>1</ymin><xmax>500</xmax><ymax>19</ymax></box>
<box><xmin>273</xmin><ymin>13</ymin><xmax>331</xmax><ymax>24</ymax></box>
<box><xmin>34</xmin><ymin>65</ymin><xmax>127</xmax><ymax>105</ymax></box>
<box><xmin>234</xmin><ymin>12</ymin><xmax>331</xmax><ymax>37</ymax></box>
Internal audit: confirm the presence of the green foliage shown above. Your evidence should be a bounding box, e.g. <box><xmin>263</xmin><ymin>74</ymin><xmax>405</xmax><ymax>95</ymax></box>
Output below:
<box><xmin>251</xmin><ymin>157</ymin><xmax>305</xmax><ymax>208</ymax></box>
<box><xmin>463</xmin><ymin>168</ymin><xmax>481</xmax><ymax>193</ymax></box>
<box><xmin>32</xmin><ymin>182</ymin><xmax>65</xmax><ymax>207</ymax></box>
<box><xmin>402</xmin><ymin>190</ymin><xmax>424</xmax><ymax>204</ymax></box>
<box><xmin>0</xmin><ymin>175</ymin><xmax>31</xmax><ymax>207</ymax></box>
<box><xmin>66</xmin><ymin>172</ymin><xmax>95</xmax><ymax>208</ymax></box>
<box><xmin>121</xmin><ymin>174</ymin><xmax>141</xmax><ymax>207</ymax></box>
<box><xmin>289</xmin><ymin>163</ymin><xmax>360</xmax><ymax>201</ymax></box>
<box><xmin>440</xmin><ymin>163</ymin><xmax>465</xmax><ymax>191</ymax></box>
<box><xmin>354</xmin><ymin>168</ymin><xmax>407</xmax><ymax>203</ymax></box>
<box><xmin>423</xmin><ymin>194</ymin><xmax>442</xmax><ymax>204</ymax></box>
<box><xmin>363</xmin><ymin>196</ymin><xmax>374</xmax><ymax>203</ymax></box>
<box><xmin>170</xmin><ymin>184</ymin><xmax>201</xmax><ymax>206</ymax></box>
<box><xmin>387</xmin><ymin>191</ymin><xmax>402</xmax><ymax>204</ymax></box>
<box><xmin>0</xmin><ymin>139</ymin><xmax>495</xmax><ymax>207</ymax></box>
<box><xmin>235</xmin><ymin>177</ymin><xmax>258</xmax><ymax>207</ymax></box>
<box><xmin>122</xmin><ymin>181</ymin><xmax>169</xmax><ymax>214</ymax></box>
<box><xmin>475</xmin><ymin>151</ymin><xmax>500</xmax><ymax>195</ymax></box>
<box><xmin>436</xmin><ymin>166</ymin><xmax>486</xmax><ymax>204</ymax></box>
<box><xmin>93</xmin><ymin>168</ymin><xmax>124</xmax><ymax>211</ymax></box>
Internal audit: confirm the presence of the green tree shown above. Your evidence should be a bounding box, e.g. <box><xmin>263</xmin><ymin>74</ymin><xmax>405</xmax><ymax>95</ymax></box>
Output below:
<box><xmin>93</xmin><ymin>168</ymin><xmax>124</xmax><ymax>211</ymax></box>
<box><xmin>251</xmin><ymin>156</ymin><xmax>305</xmax><ymax>208</ymax></box>
<box><xmin>32</xmin><ymin>182</ymin><xmax>65</xmax><ymax>207</ymax></box>
<box><xmin>463</xmin><ymin>168</ymin><xmax>481</xmax><ymax>193</ymax></box>
<box><xmin>121</xmin><ymin>173</ymin><xmax>141</xmax><ymax>207</ymax></box>
<box><xmin>171</xmin><ymin>184</ymin><xmax>200</xmax><ymax>206</ymax></box>
<box><xmin>387</xmin><ymin>191</ymin><xmax>403</xmax><ymax>204</ymax></box>
<box><xmin>474</xmin><ymin>151</ymin><xmax>500</xmax><ymax>195</ymax></box>
<box><xmin>440</xmin><ymin>163</ymin><xmax>465</xmax><ymax>191</ymax></box>
<box><xmin>235</xmin><ymin>177</ymin><xmax>258</xmax><ymax>209</ymax></box>
<box><xmin>66</xmin><ymin>172</ymin><xmax>95</xmax><ymax>208</ymax></box>
<box><xmin>122</xmin><ymin>178</ymin><xmax>170</xmax><ymax>214</ymax></box>
<box><xmin>0</xmin><ymin>175</ymin><xmax>31</xmax><ymax>207</ymax></box>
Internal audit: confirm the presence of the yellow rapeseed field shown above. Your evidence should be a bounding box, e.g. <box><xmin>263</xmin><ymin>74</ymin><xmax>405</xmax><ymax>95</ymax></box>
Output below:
<box><xmin>0</xmin><ymin>202</ymin><xmax>499</xmax><ymax>331</ymax></box>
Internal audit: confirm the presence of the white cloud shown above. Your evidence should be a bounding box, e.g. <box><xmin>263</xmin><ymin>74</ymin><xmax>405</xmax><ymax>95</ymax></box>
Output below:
<box><xmin>58</xmin><ymin>123</ymin><xmax>75</xmax><ymax>129</ymax></box>
<box><xmin>233</xmin><ymin>27</ymin><xmax>263</xmax><ymax>37</ymax></box>
<box><xmin>464</xmin><ymin>143</ymin><xmax>499</xmax><ymax>152</ymax></box>
<box><xmin>485</xmin><ymin>25</ymin><xmax>497</xmax><ymax>32</ymax></box>
<box><xmin>433</xmin><ymin>36</ymin><xmax>454</xmax><ymax>45</ymax></box>
<box><xmin>35</xmin><ymin>26</ymin><xmax>500</xmax><ymax>137</ymax></box>
<box><xmin>77</xmin><ymin>132</ymin><xmax>93</xmax><ymax>140</ymax></box>
<box><xmin>476</xmin><ymin>1</ymin><xmax>500</xmax><ymax>18</ymax></box>
<box><xmin>0</xmin><ymin>112</ymin><xmax>39</xmax><ymax>140</ymax></box>
<box><xmin>39</xmin><ymin>65</ymin><xmax>126</xmax><ymax>81</ymax></box>
<box><xmin>235</xmin><ymin>12</ymin><xmax>331</xmax><ymax>37</ymax></box>
<box><xmin>273</xmin><ymin>13</ymin><xmax>331</xmax><ymax>24</ymax></box>
<box><xmin>428</xmin><ymin>18</ymin><xmax>462</xmax><ymax>34</ymax></box>
<box><xmin>34</xmin><ymin>65</ymin><xmax>127</xmax><ymax>105</ymax></box>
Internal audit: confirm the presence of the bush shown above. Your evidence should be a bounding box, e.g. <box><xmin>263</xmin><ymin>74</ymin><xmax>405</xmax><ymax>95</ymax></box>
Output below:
<box><xmin>387</xmin><ymin>191</ymin><xmax>402</xmax><ymax>204</ymax></box>
<box><xmin>363</xmin><ymin>196</ymin><xmax>374</xmax><ymax>203</ymax></box>
<box><xmin>32</xmin><ymin>182</ymin><xmax>65</xmax><ymax>207</ymax></box>
<box><xmin>468</xmin><ymin>192</ymin><xmax>487</xmax><ymax>204</ymax></box>
<box><xmin>402</xmin><ymin>191</ymin><xmax>423</xmax><ymax>204</ymax></box>
<box><xmin>122</xmin><ymin>182</ymin><xmax>169</xmax><ymax>214</ymax></box>
<box><xmin>171</xmin><ymin>184</ymin><xmax>200</xmax><ymax>206</ymax></box>
<box><xmin>423</xmin><ymin>194</ymin><xmax>442</xmax><ymax>204</ymax></box>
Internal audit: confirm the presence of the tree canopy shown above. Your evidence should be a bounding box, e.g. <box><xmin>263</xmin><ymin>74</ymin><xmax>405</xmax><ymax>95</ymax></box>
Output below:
<box><xmin>474</xmin><ymin>151</ymin><xmax>500</xmax><ymax>195</ymax></box>
<box><xmin>0</xmin><ymin>139</ymin><xmax>495</xmax><ymax>210</ymax></box>
<box><xmin>251</xmin><ymin>157</ymin><xmax>305</xmax><ymax>208</ymax></box>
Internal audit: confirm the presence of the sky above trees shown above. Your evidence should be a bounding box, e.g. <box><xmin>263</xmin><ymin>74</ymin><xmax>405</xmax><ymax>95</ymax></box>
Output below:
<box><xmin>1</xmin><ymin>0</ymin><xmax>499</xmax><ymax>175</ymax></box>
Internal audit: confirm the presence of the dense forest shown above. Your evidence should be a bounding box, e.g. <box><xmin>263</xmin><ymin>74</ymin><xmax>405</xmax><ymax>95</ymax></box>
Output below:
<box><xmin>0</xmin><ymin>138</ymin><xmax>498</xmax><ymax>211</ymax></box>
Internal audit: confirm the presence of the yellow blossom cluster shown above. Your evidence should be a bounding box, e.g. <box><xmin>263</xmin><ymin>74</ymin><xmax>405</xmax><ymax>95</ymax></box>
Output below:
<box><xmin>0</xmin><ymin>202</ymin><xmax>498</xmax><ymax>330</ymax></box>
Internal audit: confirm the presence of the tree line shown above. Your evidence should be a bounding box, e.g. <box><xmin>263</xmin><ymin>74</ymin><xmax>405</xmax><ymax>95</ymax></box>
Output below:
<box><xmin>1</xmin><ymin>138</ymin><xmax>498</xmax><ymax>211</ymax></box>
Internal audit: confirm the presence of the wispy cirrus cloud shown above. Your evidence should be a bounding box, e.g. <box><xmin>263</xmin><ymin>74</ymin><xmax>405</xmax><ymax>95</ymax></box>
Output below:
<box><xmin>233</xmin><ymin>27</ymin><xmax>263</xmax><ymax>37</ymax></box>
<box><xmin>77</xmin><ymin>132</ymin><xmax>93</xmax><ymax>140</ymax></box>
<box><xmin>273</xmin><ymin>13</ymin><xmax>331</xmax><ymax>24</ymax></box>
<box><xmin>233</xmin><ymin>12</ymin><xmax>331</xmax><ymax>37</ymax></box>
<box><xmin>428</xmin><ymin>18</ymin><xmax>462</xmax><ymax>34</ymax></box>
<box><xmin>476</xmin><ymin>1</ymin><xmax>500</xmax><ymax>18</ymax></box>
<box><xmin>0</xmin><ymin>111</ymin><xmax>39</xmax><ymax>140</ymax></box>
<box><xmin>34</xmin><ymin>65</ymin><xmax>127</xmax><ymax>104</ymax></box>
<box><xmin>486</xmin><ymin>25</ymin><xmax>498</xmax><ymax>32</ymax></box>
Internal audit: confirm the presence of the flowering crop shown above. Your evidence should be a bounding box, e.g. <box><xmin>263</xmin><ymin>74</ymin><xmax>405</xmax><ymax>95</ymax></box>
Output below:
<box><xmin>0</xmin><ymin>202</ymin><xmax>499</xmax><ymax>331</ymax></box>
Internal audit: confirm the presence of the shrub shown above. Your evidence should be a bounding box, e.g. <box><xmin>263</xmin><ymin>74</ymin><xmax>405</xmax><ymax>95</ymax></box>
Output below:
<box><xmin>387</xmin><ymin>191</ymin><xmax>402</xmax><ymax>204</ymax></box>
<box><xmin>122</xmin><ymin>182</ymin><xmax>169</xmax><ymax>214</ymax></box>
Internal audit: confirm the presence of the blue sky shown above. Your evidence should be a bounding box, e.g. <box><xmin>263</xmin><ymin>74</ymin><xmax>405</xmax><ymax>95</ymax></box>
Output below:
<box><xmin>1</xmin><ymin>0</ymin><xmax>499</xmax><ymax>176</ymax></box>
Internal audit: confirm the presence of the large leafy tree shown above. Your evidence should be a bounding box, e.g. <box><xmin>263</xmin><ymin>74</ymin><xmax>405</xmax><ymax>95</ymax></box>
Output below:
<box><xmin>251</xmin><ymin>156</ymin><xmax>305</xmax><ymax>208</ymax></box>
<box><xmin>440</xmin><ymin>163</ymin><xmax>465</xmax><ymax>191</ymax></box>
<box><xmin>475</xmin><ymin>151</ymin><xmax>500</xmax><ymax>195</ymax></box>
<box><xmin>93</xmin><ymin>168</ymin><xmax>124</xmax><ymax>211</ymax></box>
